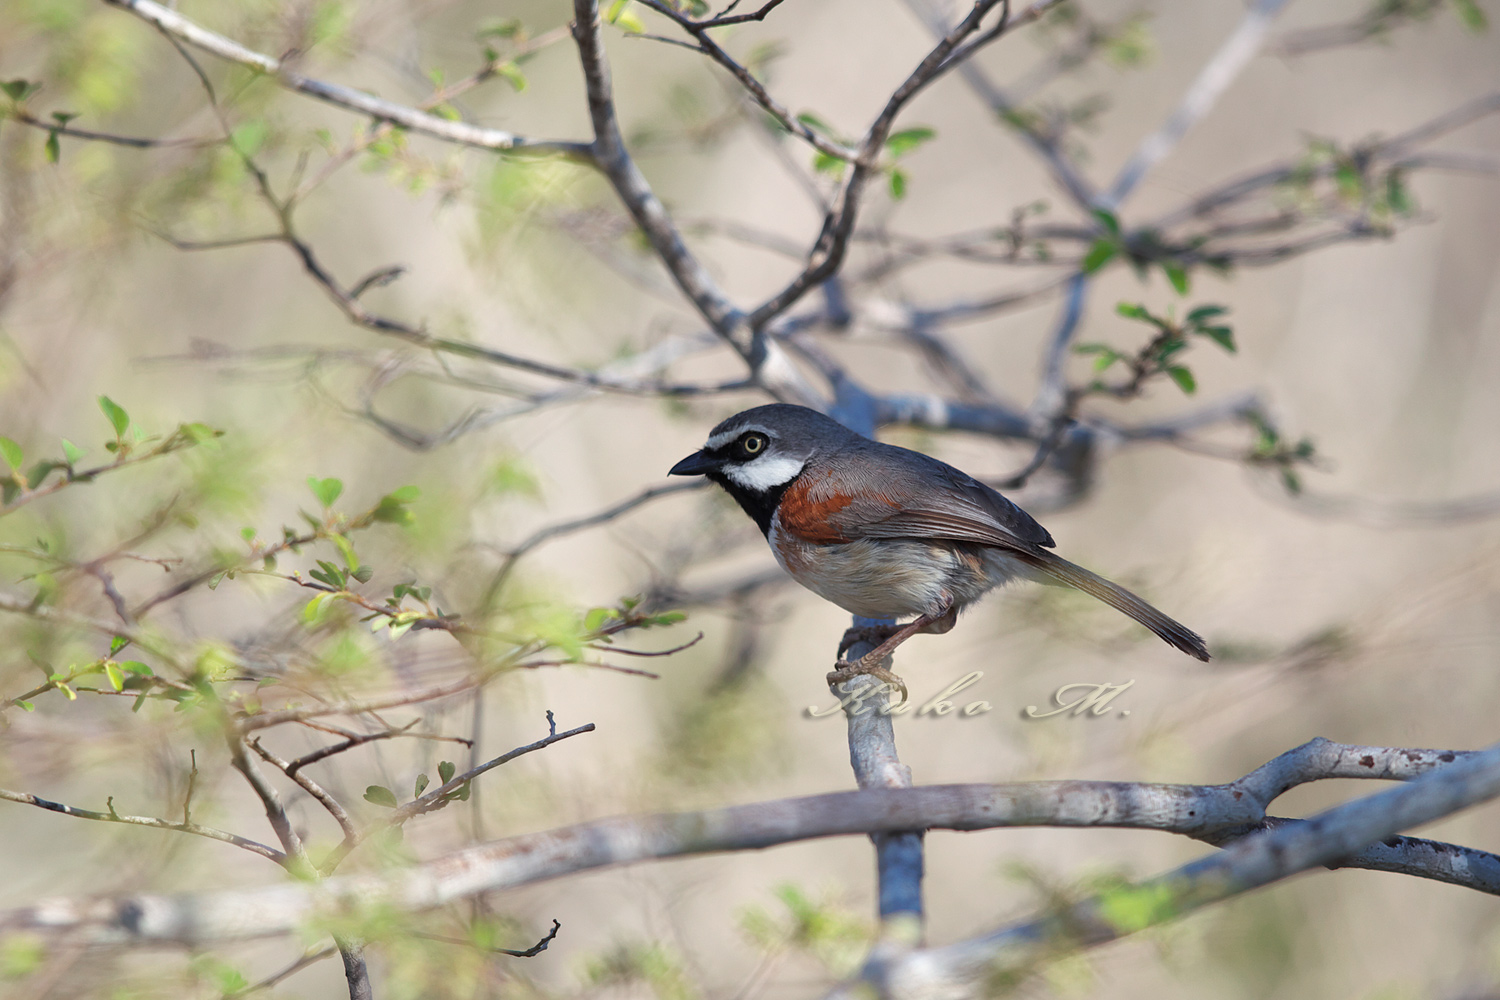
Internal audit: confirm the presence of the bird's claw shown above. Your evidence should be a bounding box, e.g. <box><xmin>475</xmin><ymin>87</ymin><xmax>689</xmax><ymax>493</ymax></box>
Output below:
<box><xmin>827</xmin><ymin>659</ymin><xmax>909</xmax><ymax>707</ymax></box>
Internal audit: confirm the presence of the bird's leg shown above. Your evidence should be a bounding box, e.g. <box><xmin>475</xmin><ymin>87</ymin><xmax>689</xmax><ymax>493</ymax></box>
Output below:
<box><xmin>837</xmin><ymin>624</ymin><xmax>903</xmax><ymax>659</ymax></box>
<box><xmin>827</xmin><ymin>600</ymin><xmax>957</xmax><ymax>706</ymax></box>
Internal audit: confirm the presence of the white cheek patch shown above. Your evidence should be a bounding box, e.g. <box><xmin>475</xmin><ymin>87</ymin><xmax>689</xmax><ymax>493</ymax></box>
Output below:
<box><xmin>724</xmin><ymin>455</ymin><xmax>805</xmax><ymax>491</ymax></box>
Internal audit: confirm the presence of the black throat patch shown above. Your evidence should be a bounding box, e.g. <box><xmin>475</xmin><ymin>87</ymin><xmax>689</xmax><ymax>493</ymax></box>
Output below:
<box><xmin>707</xmin><ymin>470</ymin><xmax>798</xmax><ymax>537</ymax></box>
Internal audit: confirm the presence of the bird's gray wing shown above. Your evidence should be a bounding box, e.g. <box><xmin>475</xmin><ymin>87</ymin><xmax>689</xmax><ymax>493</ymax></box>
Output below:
<box><xmin>779</xmin><ymin>442</ymin><xmax>1055</xmax><ymax>550</ymax></box>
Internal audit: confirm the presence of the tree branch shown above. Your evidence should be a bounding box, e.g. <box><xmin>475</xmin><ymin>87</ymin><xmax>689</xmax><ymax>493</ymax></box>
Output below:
<box><xmin>7</xmin><ymin>739</ymin><xmax>1498</xmax><ymax>946</ymax></box>
<box><xmin>570</xmin><ymin>0</ymin><xmax>823</xmax><ymax>406</ymax></box>
<box><xmin>0</xmin><ymin>787</ymin><xmax>285</xmax><ymax>864</ymax></box>
<box><xmin>99</xmin><ymin>0</ymin><xmax>591</xmax><ymax>159</ymax></box>
<box><xmin>838</xmin><ymin>738</ymin><xmax>1500</xmax><ymax>998</ymax></box>
<box><xmin>1103</xmin><ymin>0</ymin><xmax>1293</xmax><ymax>209</ymax></box>
<box><xmin>747</xmin><ymin>0</ymin><xmax>1064</xmax><ymax>330</ymax></box>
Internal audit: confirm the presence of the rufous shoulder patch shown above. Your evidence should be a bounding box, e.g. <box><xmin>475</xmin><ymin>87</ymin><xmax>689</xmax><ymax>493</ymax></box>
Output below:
<box><xmin>777</xmin><ymin>476</ymin><xmax>854</xmax><ymax>544</ymax></box>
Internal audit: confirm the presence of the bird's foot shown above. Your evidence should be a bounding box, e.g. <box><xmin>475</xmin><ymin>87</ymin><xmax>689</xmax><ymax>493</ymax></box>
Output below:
<box><xmin>827</xmin><ymin>658</ymin><xmax>908</xmax><ymax>707</ymax></box>
<box><xmin>837</xmin><ymin>624</ymin><xmax>902</xmax><ymax>659</ymax></box>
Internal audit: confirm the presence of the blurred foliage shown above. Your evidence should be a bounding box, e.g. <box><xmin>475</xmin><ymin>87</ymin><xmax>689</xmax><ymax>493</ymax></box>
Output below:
<box><xmin>0</xmin><ymin>0</ymin><xmax>1496</xmax><ymax>997</ymax></box>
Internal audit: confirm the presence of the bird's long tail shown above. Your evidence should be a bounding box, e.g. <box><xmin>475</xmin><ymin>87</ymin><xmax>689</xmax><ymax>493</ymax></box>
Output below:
<box><xmin>1019</xmin><ymin>550</ymin><xmax>1210</xmax><ymax>661</ymax></box>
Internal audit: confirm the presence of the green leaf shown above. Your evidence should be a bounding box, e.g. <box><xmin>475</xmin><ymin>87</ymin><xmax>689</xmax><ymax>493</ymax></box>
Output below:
<box><xmin>181</xmin><ymin>422</ymin><xmax>220</xmax><ymax>445</ymax></box>
<box><xmin>1097</xmin><ymin>883</ymin><xmax>1178</xmax><ymax>934</ymax></box>
<box><xmin>119</xmin><ymin>661</ymin><xmax>153</xmax><ymax>676</ymax></box>
<box><xmin>371</xmin><ymin>485</ymin><xmax>419</xmax><ymax>524</ymax></box>
<box><xmin>604</xmin><ymin>0</ymin><xmax>645</xmax><ymax>32</ymax></box>
<box><xmin>308</xmin><ymin>476</ymin><xmax>344</xmax><ymax>508</ymax></box>
<box><xmin>1081</xmin><ymin>238</ymin><xmax>1117</xmax><ymax>274</ymax></box>
<box><xmin>14</xmin><ymin>700</ymin><xmax>33</xmax><ymax>712</ymax></box>
<box><xmin>1166</xmin><ymin>365</ymin><xmax>1197</xmax><ymax>394</ymax></box>
<box><xmin>1114</xmin><ymin>302</ymin><xmax>1150</xmax><ymax>320</ymax></box>
<box><xmin>229</xmin><ymin>119</ymin><xmax>268</xmax><ymax>158</ymax></box>
<box><xmin>0</xmin><ymin>80</ymin><xmax>40</xmax><ymax>103</ymax></box>
<box><xmin>477</xmin><ymin>17</ymin><xmax>524</xmax><ymax>39</ymax></box>
<box><xmin>0</xmin><ymin>436</ymin><xmax>22</xmax><ymax>471</ymax></box>
<box><xmin>61</xmin><ymin>438</ymin><xmax>84</xmax><ymax>465</ymax></box>
<box><xmin>363</xmin><ymin>785</ymin><xmax>399</xmax><ymax>808</ymax></box>
<box><xmin>583</xmin><ymin>607</ymin><xmax>612</xmax><ymax>633</ymax></box>
<box><xmin>414</xmin><ymin>773</ymin><xmax>430</xmax><ymax>797</ymax></box>
<box><xmin>795</xmin><ymin>111</ymin><xmax>835</xmax><ymax>135</ymax></box>
<box><xmin>109</xmin><ymin>636</ymin><xmax>128</xmax><ymax>655</ymax></box>
<box><xmin>44</xmin><ymin>130</ymin><xmax>60</xmax><ymax>164</ymax></box>
<box><xmin>438</xmin><ymin>760</ymin><xmax>457</xmax><ymax>784</ymax></box>
<box><xmin>888</xmin><ymin>168</ymin><xmax>907</xmax><ymax>200</ymax></box>
<box><xmin>1162</xmin><ymin>261</ymin><xmax>1189</xmax><ymax>295</ymax></box>
<box><xmin>1384</xmin><ymin>170</ymin><xmax>1413</xmax><ymax>215</ymax></box>
<box><xmin>812</xmin><ymin>151</ymin><xmax>846</xmax><ymax>176</ymax></box>
<box><xmin>104</xmin><ymin>661</ymin><xmax>124</xmax><ymax>692</ymax></box>
<box><xmin>884</xmin><ymin>126</ymin><xmax>935</xmax><ymax>157</ymax></box>
<box><xmin>98</xmin><ymin>396</ymin><xmax>130</xmax><ymax>437</ymax></box>
<box><xmin>1451</xmin><ymin>0</ymin><xmax>1487</xmax><ymax>31</ymax></box>
<box><xmin>496</xmin><ymin>62</ymin><xmax>527</xmax><ymax>91</ymax></box>
<box><xmin>302</xmin><ymin>593</ymin><xmax>331</xmax><ymax>624</ymax></box>
<box><xmin>1091</xmin><ymin>207</ymin><xmax>1121</xmax><ymax>237</ymax></box>
<box><xmin>330</xmin><ymin>533</ymin><xmax>360</xmax><ymax>573</ymax></box>
<box><xmin>1185</xmin><ymin>305</ymin><xmax>1227</xmax><ymax>324</ymax></box>
<box><xmin>1199</xmin><ymin>326</ymin><xmax>1236</xmax><ymax>353</ymax></box>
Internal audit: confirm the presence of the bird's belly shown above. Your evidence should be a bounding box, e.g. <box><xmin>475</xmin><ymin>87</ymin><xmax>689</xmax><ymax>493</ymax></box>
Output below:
<box><xmin>768</xmin><ymin>518</ymin><xmax>1023</xmax><ymax>620</ymax></box>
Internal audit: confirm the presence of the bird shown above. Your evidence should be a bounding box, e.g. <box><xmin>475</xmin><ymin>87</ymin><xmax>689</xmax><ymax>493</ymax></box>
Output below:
<box><xmin>668</xmin><ymin>404</ymin><xmax>1209</xmax><ymax>696</ymax></box>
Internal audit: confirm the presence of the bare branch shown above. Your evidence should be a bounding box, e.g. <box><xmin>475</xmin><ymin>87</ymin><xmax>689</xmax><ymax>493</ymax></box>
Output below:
<box><xmin>395</xmin><ymin>720</ymin><xmax>595</xmax><ymax>821</ymax></box>
<box><xmin>696</xmin><ymin>0</ymin><xmax>788</xmax><ymax>29</ymax></box>
<box><xmin>228</xmin><ymin>739</ymin><xmax>314</xmax><ymax>875</ymax></box>
<box><xmin>635</xmin><ymin>1</ymin><xmax>858</xmax><ymax>160</ymax></box>
<box><xmin>412</xmin><ymin>918</ymin><xmax>562</xmax><ymax>957</ymax></box>
<box><xmin>0</xmin><ymin>787</ymin><xmax>285</xmax><ymax>864</ymax></box>
<box><xmin>100</xmin><ymin>0</ymin><xmax>592</xmax><ymax>158</ymax></box>
<box><xmin>748</xmin><ymin>0</ymin><xmax>1064</xmax><ymax>330</ymax></box>
<box><xmin>484</xmin><ymin>480</ymin><xmax>710</xmax><ymax>599</ymax></box>
<box><xmin>8</xmin><ymin>739</ymin><xmax>1498</xmax><ymax>945</ymax></box>
<box><xmin>227</xmin><ymin>945</ymin><xmax>338</xmax><ymax>998</ymax></box>
<box><xmin>838</xmin><ymin>739</ymin><xmax>1500</xmax><ymax>997</ymax></box>
<box><xmin>570</xmin><ymin>0</ymin><xmax>824</xmax><ymax>406</ymax></box>
<box><xmin>247</xmin><ymin>740</ymin><xmax>359</xmax><ymax>846</ymax></box>
<box><xmin>901</xmin><ymin>0</ymin><xmax>1098</xmax><ymax>210</ymax></box>
<box><xmin>1104</xmin><ymin>0</ymin><xmax>1293</xmax><ymax>209</ymax></box>
<box><xmin>6</xmin><ymin>110</ymin><xmax>213</xmax><ymax>150</ymax></box>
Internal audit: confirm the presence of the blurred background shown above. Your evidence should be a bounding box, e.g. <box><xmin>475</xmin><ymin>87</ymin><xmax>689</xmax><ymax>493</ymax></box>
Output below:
<box><xmin>1</xmin><ymin>0</ymin><xmax>1499</xmax><ymax>996</ymax></box>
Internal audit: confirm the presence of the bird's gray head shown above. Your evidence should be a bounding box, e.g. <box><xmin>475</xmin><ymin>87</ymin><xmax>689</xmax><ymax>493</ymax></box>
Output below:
<box><xmin>668</xmin><ymin>404</ymin><xmax>859</xmax><ymax>506</ymax></box>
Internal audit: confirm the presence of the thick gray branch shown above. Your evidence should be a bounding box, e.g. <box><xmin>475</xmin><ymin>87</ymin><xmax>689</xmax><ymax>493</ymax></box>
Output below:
<box><xmin>3</xmin><ymin>739</ymin><xmax>1495</xmax><ymax>947</ymax></box>
<box><xmin>843</xmin><ymin>739</ymin><xmax>1500</xmax><ymax>998</ymax></box>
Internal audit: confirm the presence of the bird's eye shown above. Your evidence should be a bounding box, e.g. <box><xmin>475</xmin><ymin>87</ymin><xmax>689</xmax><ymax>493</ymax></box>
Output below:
<box><xmin>740</xmin><ymin>432</ymin><xmax>767</xmax><ymax>456</ymax></box>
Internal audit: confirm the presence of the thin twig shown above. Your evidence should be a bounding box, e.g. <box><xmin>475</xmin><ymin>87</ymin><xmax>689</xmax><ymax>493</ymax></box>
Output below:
<box><xmin>0</xmin><ymin>787</ymin><xmax>284</xmax><ymax>863</ymax></box>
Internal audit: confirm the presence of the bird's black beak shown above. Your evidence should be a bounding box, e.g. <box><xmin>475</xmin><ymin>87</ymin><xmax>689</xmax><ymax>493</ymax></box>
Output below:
<box><xmin>669</xmin><ymin>449</ymin><xmax>719</xmax><ymax>477</ymax></box>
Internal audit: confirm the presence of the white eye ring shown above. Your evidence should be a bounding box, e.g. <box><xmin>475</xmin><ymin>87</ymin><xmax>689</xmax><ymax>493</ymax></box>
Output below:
<box><xmin>742</xmin><ymin>433</ymin><xmax>766</xmax><ymax>454</ymax></box>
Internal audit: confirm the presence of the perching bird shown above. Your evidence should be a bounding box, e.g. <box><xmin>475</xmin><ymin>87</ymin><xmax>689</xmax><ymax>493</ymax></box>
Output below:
<box><xmin>668</xmin><ymin>404</ymin><xmax>1208</xmax><ymax>694</ymax></box>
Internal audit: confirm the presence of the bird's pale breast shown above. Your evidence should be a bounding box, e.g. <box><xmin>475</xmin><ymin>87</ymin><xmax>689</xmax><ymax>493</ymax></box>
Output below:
<box><xmin>768</xmin><ymin>512</ymin><xmax>1030</xmax><ymax>620</ymax></box>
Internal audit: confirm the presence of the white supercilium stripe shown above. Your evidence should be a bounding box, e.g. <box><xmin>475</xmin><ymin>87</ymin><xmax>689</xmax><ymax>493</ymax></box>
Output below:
<box><xmin>723</xmin><ymin>456</ymin><xmax>804</xmax><ymax>491</ymax></box>
<box><xmin>704</xmin><ymin>425</ymin><xmax>771</xmax><ymax>451</ymax></box>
